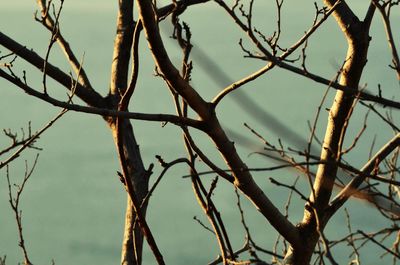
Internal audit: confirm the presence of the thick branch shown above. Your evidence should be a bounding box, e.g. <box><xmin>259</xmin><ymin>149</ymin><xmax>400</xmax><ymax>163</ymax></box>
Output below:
<box><xmin>0</xmin><ymin>31</ymin><xmax>105</xmax><ymax>107</ymax></box>
<box><xmin>136</xmin><ymin>1</ymin><xmax>211</xmax><ymax>120</ymax></box>
<box><xmin>109</xmin><ymin>0</ymin><xmax>134</xmax><ymax>95</ymax></box>
<box><xmin>308</xmin><ymin>0</ymin><xmax>372</xmax><ymax>215</ymax></box>
<box><xmin>136</xmin><ymin>0</ymin><xmax>301</xmax><ymax>248</ymax></box>
<box><xmin>287</xmin><ymin>1</ymin><xmax>374</xmax><ymax>264</ymax></box>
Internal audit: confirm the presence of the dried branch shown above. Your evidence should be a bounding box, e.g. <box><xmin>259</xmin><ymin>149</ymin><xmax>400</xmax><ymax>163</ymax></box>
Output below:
<box><xmin>190</xmin><ymin>167</ymin><xmax>230</xmax><ymax>264</ymax></box>
<box><xmin>116</xmin><ymin>128</ymin><xmax>165</xmax><ymax>265</ymax></box>
<box><xmin>344</xmin><ymin>209</ymin><xmax>361</xmax><ymax>264</ymax></box>
<box><xmin>112</xmin><ymin>3</ymin><xmax>164</xmax><ymax>262</ymax></box>
<box><xmin>140</xmin><ymin>156</ymin><xmax>187</xmax><ymax>209</ymax></box>
<box><xmin>270</xmin><ymin>177</ymin><xmax>309</xmax><ymax>203</ymax></box>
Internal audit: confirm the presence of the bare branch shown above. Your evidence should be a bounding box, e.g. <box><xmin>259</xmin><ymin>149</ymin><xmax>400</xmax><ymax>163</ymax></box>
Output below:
<box><xmin>35</xmin><ymin>0</ymin><xmax>94</xmax><ymax>90</ymax></box>
<box><xmin>0</xmin><ymin>68</ymin><xmax>204</xmax><ymax>130</ymax></box>
<box><xmin>372</xmin><ymin>0</ymin><xmax>400</xmax><ymax>80</ymax></box>
<box><xmin>136</xmin><ymin>0</ymin><xmax>302</xmax><ymax>248</ymax></box>
<box><xmin>0</xmin><ymin>31</ymin><xmax>105</xmax><ymax>107</ymax></box>
<box><xmin>6</xmin><ymin>155</ymin><xmax>40</xmax><ymax>265</ymax></box>
<box><xmin>0</xmin><ymin>109</ymin><xmax>67</xmax><ymax>170</ymax></box>
<box><xmin>329</xmin><ymin>133</ymin><xmax>400</xmax><ymax>215</ymax></box>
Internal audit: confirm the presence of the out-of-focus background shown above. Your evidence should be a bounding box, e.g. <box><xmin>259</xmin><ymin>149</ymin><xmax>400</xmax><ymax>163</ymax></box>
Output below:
<box><xmin>1</xmin><ymin>1</ymin><xmax>398</xmax><ymax>264</ymax></box>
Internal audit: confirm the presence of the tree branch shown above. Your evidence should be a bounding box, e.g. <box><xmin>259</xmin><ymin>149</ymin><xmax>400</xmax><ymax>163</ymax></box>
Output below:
<box><xmin>329</xmin><ymin>133</ymin><xmax>400</xmax><ymax>215</ymax></box>
<box><xmin>35</xmin><ymin>0</ymin><xmax>94</xmax><ymax>90</ymax></box>
<box><xmin>0</xmin><ymin>68</ymin><xmax>204</xmax><ymax>130</ymax></box>
<box><xmin>372</xmin><ymin>0</ymin><xmax>400</xmax><ymax>80</ymax></box>
<box><xmin>0</xmin><ymin>109</ymin><xmax>67</xmax><ymax>170</ymax></box>
<box><xmin>0</xmin><ymin>31</ymin><xmax>105</xmax><ymax>107</ymax></box>
<box><xmin>136</xmin><ymin>0</ymin><xmax>301</xmax><ymax>248</ymax></box>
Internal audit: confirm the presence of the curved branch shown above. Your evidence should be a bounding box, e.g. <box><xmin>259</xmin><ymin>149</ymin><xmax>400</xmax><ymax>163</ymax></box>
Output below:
<box><xmin>120</xmin><ymin>20</ymin><xmax>142</xmax><ymax>112</ymax></box>
<box><xmin>157</xmin><ymin>0</ymin><xmax>211</xmax><ymax>19</ymax></box>
<box><xmin>136</xmin><ymin>1</ymin><xmax>211</xmax><ymax>119</ymax></box>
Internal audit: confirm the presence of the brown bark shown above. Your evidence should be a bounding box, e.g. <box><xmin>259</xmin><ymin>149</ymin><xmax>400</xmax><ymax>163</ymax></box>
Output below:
<box><xmin>136</xmin><ymin>0</ymin><xmax>301</xmax><ymax>249</ymax></box>
<box><xmin>284</xmin><ymin>1</ymin><xmax>374</xmax><ymax>264</ymax></box>
<box><xmin>108</xmin><ymin>1</ymin><xmax>150</xmax><ymax>264</ymax></box>
<box><xmin>110</xmin><ymin>120</ymin><xmax>149</xmax><ymax>265</ymax></box>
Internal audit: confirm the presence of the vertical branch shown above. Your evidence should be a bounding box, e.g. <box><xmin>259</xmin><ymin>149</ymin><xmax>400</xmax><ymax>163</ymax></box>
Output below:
<box><xmin>111</xmin><ymin>9</ymin><xmax>161</xmax><ymax>264</ymax></box>
<box><xmin>190</xmin><ymin>174</ymin><xmax>229</xmax><ymax>264</ymax></box>
<box><xmin>115</xmin><ymin>126</ymin><xmax>165</xmax><ymax>265</ymax></box>
<box><xmin>307</xmin><ymin>0</ymin><xmax>370</xmax><ymax>217</ymax></box>
<box><xmin>6</xmin><ymin>155</ymin><xmax>39</xmax><ymax>265</ymax></box>
<box><xmin>110</xmin><ymin>0</ymin><xmax>135</xmax><ymax>96</ymax></box>
<box><xmin>286</xmin><ymin>1</ymin><xmax>376</xmax><ymax>264</ymax></box>
<box><xmin>172</xmin><ymin>15</ymin><xmax>236</xmax><ymax>262</ymax></box>
<box><xmin>107</xmin><ymin>2</ymin><xmax>151</xmax><ymax>265</ymax></box>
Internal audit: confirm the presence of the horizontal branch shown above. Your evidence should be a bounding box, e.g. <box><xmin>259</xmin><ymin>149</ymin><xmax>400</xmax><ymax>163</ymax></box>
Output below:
<box><xmin>213</xmin><ymin>1</ymin><xmax>398</xmax><ymax>110</ymax></box>
<box><xmin>273</xmin><ymin>58</ymin><xmax>400</xmax><ymax>109</ymax></box>
<box><xmin>0</xmin><ymin>69</ymin><xmax>204</xmax><ymax>130</ymax></box>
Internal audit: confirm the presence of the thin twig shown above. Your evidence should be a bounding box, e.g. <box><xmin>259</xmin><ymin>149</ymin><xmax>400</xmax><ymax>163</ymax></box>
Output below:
<box><xmin>6</xmin><ymin>155</ymin><xmax>40</xmax><ymax>265</ymax></box>
<box><xmin>0</xmin><ymin>109</ymin><xmax>67</xmax><ymax>170</ymax></box>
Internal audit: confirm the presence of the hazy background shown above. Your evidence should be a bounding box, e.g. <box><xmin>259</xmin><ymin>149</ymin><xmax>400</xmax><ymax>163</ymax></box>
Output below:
<box><xmin>1</xmin><ymin>1</ymin><xmax>399</xmax><ymax>264</ymax></box>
